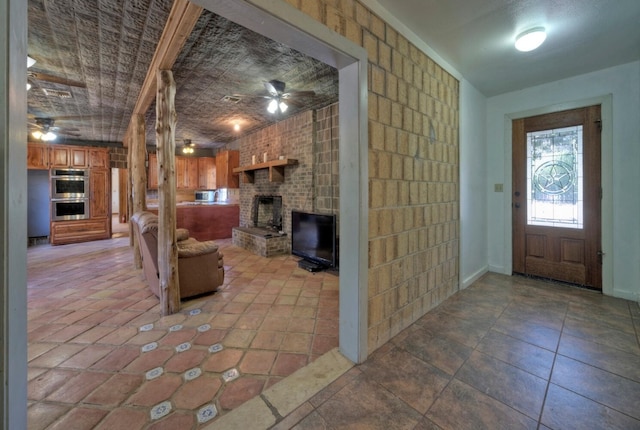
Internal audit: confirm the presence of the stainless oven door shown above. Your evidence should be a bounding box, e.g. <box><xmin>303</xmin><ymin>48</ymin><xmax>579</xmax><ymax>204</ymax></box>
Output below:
<box><xmin>51</xmin><ymin>176</ymin><xmax>88</xmax><ymax>199</ymax></box>
<box><xmin>51</xmin><ymin>199</ymin><xmax>90</xmax><ymax>221</ymax></box>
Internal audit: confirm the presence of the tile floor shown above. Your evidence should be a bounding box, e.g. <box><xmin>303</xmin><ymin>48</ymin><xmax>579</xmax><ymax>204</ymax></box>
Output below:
<box><xmin>27</xmin><ymin>232</ymin><xmax>339</xmax><ymax>429</ymax></box>
<box><xmin>27</xmin><ymin>224</ymin><xmax>640</xmax><ymax>429</ymax></box>
<box><xmin>272</xmin><ymin>273</ymin><xmax>640</xmax><ymax>430</ymax></box>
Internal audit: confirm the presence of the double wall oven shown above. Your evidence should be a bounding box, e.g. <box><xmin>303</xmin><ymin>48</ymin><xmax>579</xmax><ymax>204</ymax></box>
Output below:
<box><xmin>50</xmin><ymin>168</ymin><xmax>90</xmax><ymax>221</ymax></box>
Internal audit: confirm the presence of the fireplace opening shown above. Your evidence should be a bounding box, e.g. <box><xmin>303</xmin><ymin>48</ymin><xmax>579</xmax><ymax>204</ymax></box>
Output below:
<box><xmin>252</xmin><ymin>195</ymin><xmax>282</xmax><ymax>231</ymax></box>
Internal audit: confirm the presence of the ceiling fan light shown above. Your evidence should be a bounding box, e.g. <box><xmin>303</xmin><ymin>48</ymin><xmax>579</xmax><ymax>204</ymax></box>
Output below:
<box><xmin>267</xmin><ymin>99</ymin><xmax>278</xmax><ymax>114</ymax></box>
<box><xmin>27</xmin><ymin>55</ymin><xmax>36</xmax><ymax>68</ymax></box>
<box><xmin>32</xmin><ymin>130</ymin><xmax>42</xmax><ymax>140</ymax></box>
<box><xmin>515</xmin><ymin>27</ymin><xmax>546</xmax><ymax>52</ymax></box>
<box><xmin>42</xmin><ymin>131</ymin><xmax>57</xmax><ymax>141</ymax></box>
<box><xmin>279</xmin><ymin>101</ymin><xmax>288</xmax><ymax>113</ymax></box>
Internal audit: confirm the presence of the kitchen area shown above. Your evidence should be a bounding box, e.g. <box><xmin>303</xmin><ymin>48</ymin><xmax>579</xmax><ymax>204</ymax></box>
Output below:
<box><xmin>146</xmin><ymin>149</ymin><xmax>240</xmax><ymax>242</ymax></box>
<box><xmin>27</xmin><ymin>142</ymin><xmax>241</xmax><ymax>246</ymax></box>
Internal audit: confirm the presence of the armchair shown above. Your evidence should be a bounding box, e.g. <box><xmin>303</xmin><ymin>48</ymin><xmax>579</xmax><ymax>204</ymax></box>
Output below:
<box><xmin>131</xmin><ymin>211</ymin><xmax>224</xmax><ymax>299</ymax></box>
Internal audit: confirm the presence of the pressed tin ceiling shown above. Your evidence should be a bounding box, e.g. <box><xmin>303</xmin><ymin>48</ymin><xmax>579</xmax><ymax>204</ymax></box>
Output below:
<box><xmin>27</xmin><ymin>0</ymin><xmax>338</xmax><ymax>148</ymax></box>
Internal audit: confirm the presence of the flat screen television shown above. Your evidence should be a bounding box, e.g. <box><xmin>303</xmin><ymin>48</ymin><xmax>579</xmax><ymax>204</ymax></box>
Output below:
<box><xmin>291</xmin><ymin>210</ymin><xmax>337</xmax><ymax>268</ymax></box>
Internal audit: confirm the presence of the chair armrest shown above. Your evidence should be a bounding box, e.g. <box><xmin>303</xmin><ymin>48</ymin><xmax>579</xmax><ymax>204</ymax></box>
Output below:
<box><xmin>178</xmin><ymin>240</ymin><xmax>219</xmax><ymax>258</ymax></box>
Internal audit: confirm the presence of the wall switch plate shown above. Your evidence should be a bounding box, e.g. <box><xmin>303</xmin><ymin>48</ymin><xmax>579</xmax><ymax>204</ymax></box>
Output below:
<box><xmin>494</xmin><ymin>183</ymin><xmax>503</xmax><ymax>192</ymax></box>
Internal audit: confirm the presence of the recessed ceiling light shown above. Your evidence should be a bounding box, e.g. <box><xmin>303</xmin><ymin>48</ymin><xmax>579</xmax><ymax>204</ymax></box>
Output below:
<box><xmin>515</xmin><ymin>27</ymin><xmax>546</xmax><ymax>52</ymax></box>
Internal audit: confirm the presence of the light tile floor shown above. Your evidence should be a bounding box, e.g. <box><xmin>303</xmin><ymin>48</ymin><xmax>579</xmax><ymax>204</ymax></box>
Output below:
<box><xmin>27</xmin><ymin>235</ymin><xmax>339</xmax><ymax>429</ymax></box>
<box><xmin>273</xmin><ymin>273</ymin><xmax>640</xmax><ymax>430</ymax></box>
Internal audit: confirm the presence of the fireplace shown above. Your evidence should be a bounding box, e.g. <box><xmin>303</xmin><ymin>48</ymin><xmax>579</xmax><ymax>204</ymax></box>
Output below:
<box><xmin>252</xmin><ymin>195</ymin><xmax>282</xmax><ymax>231</ymax></box>
<box><xmin>232</xmin><ymin>195</ymin><xmax>288</xmax><ymax>257</ymax></box>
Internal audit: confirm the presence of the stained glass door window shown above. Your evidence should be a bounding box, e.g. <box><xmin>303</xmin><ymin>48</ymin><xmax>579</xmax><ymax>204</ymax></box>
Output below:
<box><xmin>526</xmin><ymin>125</ymin><xmax>583</xmax><ymax>229</ymax></box>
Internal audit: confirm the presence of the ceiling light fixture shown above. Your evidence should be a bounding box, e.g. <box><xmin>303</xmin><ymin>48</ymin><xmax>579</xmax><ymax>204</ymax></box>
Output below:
<box><xmin>267</xmin><ymin>98</ymin><xmax>288</xmax><ymax>114</ymax></box>
<box><xmin>182</xmin><ymin>139</ymin><xmax>194</xmax><ymax>154</ymax></box>
<box><xmin>515</xmin><ymin>27</ymin><xmax>546</xmax><ymax>52</ymax></box>
<box><xmin>233</xmin><ymin>123</ymin><xmax>240</xmax><ymax>131</ymax></box>
<box><xmin>32</xmin><ymin>130</ymin><xmax>57</xmax><ymax>141</ymax></box>
<box><xmin>27</xmin><ymin>55</ymin><xmax>36</xmax><ymax>68</ymax></box>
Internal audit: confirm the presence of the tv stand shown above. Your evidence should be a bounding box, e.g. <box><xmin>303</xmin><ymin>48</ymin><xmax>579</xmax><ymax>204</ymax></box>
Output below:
<box><xmin>297</xmin><ymin>259</ymin><xmax>325</xmax><ymax>272</ymax></box>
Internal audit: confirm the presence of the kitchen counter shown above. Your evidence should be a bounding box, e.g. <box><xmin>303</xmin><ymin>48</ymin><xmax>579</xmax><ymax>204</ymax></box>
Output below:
<box><xmin>148</xmin><ymin>202</ymin><xmax>239</xmax><ymax>241</ymax></box>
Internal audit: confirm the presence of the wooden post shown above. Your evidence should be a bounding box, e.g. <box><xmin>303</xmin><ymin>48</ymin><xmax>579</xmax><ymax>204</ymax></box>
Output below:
<box><xmin>156</xmin><ymin>69</ymin><xmax>180</xmax><ymax>315</ymax></box>
<box><xmin>130</xmin><ymin>113</ymin><xmax>147</xmax><ymax>269</ymax></box>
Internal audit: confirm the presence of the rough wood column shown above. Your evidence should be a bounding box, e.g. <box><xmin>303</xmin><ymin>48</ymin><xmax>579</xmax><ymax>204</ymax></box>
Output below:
<box><xmin>156</xmin><ymin>69</ymin><xmax>180</xmax><ymax>315</ymax></box>
<box><xmin>130</xmin><ymin>113</ymin><xmax>147</xmax><ymax>269</ymax></box>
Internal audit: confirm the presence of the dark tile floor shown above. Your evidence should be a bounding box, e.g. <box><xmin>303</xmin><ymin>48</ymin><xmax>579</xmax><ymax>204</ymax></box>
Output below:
<box><xmin>274</xmin><ymin>273</ymin><xmax>640</xmax><ymax>430</ymax></box>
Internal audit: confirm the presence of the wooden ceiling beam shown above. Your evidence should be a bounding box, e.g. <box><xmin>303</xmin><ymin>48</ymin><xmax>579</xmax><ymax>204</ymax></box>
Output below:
<box><xmin>124</xmin><ymin>0</ymin><xmax>202</xmax><ymax>145</ymax></box>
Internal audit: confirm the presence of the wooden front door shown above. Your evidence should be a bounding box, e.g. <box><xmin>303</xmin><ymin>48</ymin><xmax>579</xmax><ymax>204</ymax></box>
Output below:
<box><xmin>512</xmin><ymin>106</ymin><xmax>602</xmax><ymax>289</ymax></box>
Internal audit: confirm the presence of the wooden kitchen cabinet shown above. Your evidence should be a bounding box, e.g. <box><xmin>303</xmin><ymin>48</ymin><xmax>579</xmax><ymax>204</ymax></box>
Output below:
<box><xmin>147</xmin><ymin>153</ymin><xmax>158</xmax><ymax>189</ymax></box>
<box><xmin>49</xmin><ymin>146</ymin><xmax>72</xmax><ymax>167</ymax></box>
<box><xmin>27</xmin><ymin>143</ymin><xmax>49</xmax><ymax>169</ymax></box>
<box><xmin>216</xmin><ymin>150</ymin><xmax>239</xmax><ymax>188</ymax></box>
<box><xmin>176</xmin><ymin>157</ymin><xmax>198</xmax><ymax>190</ymax></box>
<box><xmin>48</xmin><ymin>145</ymin><xmax>90</xmax><ymax>168</ymax></box>
<box><xmin>197</xmin><ymin>157</ymin><xmax>216</xmax><ymax>189</ymax></box>
<box><xmin>90</xmin><ymin>168</ymin><xmax>110</xmax><ymax>220</ymax></box>
<box><xmin>89</xmin><ymin>148</ymin><xmax>109</xmax><ymax>168</ymax></box>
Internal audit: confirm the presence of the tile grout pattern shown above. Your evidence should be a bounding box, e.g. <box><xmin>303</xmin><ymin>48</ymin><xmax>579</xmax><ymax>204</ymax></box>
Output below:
<box><xmin>274</xmin><ymin>273</ymin><xmax>640</xmax><ymax>430</ymax></box>
<box><xmin>27</xmin><ymin>235</ymin><xmax>339</xmax><ymax>429</ymax></box>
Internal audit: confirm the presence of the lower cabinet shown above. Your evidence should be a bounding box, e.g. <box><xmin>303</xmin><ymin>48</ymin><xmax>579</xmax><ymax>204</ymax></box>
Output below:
<box><xmin>50</xmin><ymin>218</ymin><xmax>111</xmax><ymax>245</ymax></box>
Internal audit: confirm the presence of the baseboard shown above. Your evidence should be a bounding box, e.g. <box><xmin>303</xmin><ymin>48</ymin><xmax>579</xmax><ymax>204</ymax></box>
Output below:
<box><xmin>611</xmin><ymin>288</ymin><xmax>640</xmax><ymax>302</ymax></box>
<box><xmin>462</xmin><ymin>266</ymin><xmax>489</xmax><ymax>289</ymax></box>
<box><xmin>488</xmin><ymin>264</ymin><xmax>507</xmax><ymax>274</ymax></box>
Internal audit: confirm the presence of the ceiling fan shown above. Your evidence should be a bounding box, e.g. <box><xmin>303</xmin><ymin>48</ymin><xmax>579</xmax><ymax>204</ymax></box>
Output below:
<box><xmin>28</xmin><ymin>117</ymin><xmax>81</xmax><ymax>141</ymax></box>
<box><xmin>235</xmin><ymin>80</ymin><xmax>315</xmax><ymax>114</ymax></box>
<box><xmin>27</xmin><ymin>55</ymin><xmax>86</xmax><ymax>90</ymax></box>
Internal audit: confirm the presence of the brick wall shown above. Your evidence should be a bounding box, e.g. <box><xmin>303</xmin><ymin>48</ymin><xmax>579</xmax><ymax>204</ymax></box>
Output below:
<box><xmin>231</xmin><ymin>110</ymin><xmax>316</xmax><ymax>244</ymax></box>
<box><xmin>315</xmin><ymin>103</ymin><xmax>339</xmax><ymax>216</ymax></box>
<box><xmin>110</xmin><ymin>146</ymin><xmax>128</xmax><ymax>169</ymax></box>
<box><xmin>286</xmin><ymin>0</ymin><xmax>460</xmax><ymax>353</ymax></box>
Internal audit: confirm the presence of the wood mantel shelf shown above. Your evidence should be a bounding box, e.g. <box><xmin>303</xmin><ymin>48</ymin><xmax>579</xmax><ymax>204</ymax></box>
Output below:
<box><xmin>233</xmin><ymin>158</ymin><xmax>298</xmax><ymax>183</ymax></box>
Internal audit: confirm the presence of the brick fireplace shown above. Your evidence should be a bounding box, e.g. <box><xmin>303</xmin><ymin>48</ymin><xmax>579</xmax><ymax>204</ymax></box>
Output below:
<box><xmin>231</xmin><ymin>106</ymin><xmax>339</xmax><ymax>258</ymax></box>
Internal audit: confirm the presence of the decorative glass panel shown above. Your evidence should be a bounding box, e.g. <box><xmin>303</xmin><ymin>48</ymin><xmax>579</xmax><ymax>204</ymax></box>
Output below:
<box><xmin>527</xmin><ymin>125</ymin><xmax>583</xmax><ymax>229</ymax></box>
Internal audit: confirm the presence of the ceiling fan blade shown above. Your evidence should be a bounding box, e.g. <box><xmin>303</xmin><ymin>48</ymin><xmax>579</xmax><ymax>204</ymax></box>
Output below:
<box><xmin>282</xmin><ymin>90</ymin><xmax>316</xmax><ymax>99</ymax></box>
<box><xmin>29</xmin><ymin>72</ymin><xmax>86</xmax><ymax>88</ymax></box>
<box><xmin>264</xmin><ymin>81</ymin><xmax>279</xmax><ymax>97</ymax></box>
<box><xmin>283</xmin><ymin>98</ymin><xmax>304</xmax><ymax>108</ymax></box>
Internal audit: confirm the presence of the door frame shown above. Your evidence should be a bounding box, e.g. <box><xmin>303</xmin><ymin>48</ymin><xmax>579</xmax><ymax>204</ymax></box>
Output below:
<box><xmin>194</xmin><ymin>0</ymin><xmax>370</xmax><ymax>363</ymax></box>
<box><xmin>503</xmin><ymin>95</ymin><xmax>613</xmax><ymax>295</ymax></box>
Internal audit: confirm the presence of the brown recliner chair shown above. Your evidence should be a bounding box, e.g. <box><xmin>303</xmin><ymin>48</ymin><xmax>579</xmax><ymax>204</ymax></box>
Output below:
<box><xmin>131</xmin><ymin>211</ymin><xmax>224</xmax><ymax>299</ymax></box>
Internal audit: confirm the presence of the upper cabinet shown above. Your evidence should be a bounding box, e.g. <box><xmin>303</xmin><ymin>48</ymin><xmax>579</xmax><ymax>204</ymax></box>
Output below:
<box><xmin>89</xmin><ymin>148</ymin><xmax>109</xmax><ymax>168</ymax></box>
<box><xmin>147</xmin><ymin>154</ymin><xmax>218</xmax><ymax>190</ymax></box>
<box><xmin>197</xmin><ymin>157</ymin><xmax>216</xmax><ymax>189</ymax></box>
<box><xmin>31</xmin><ymin>143</ymin><xmax>109</xmax><ymax>169</ymax></box>
<box><xmin>216</xmin><ymin>150</ymin><xmax>239</xmax><ymax>189</ymax></box>
<box><xmin>27</xmin><ymin>143</ymin><xmax>49</xmax><ymax>169</ymax></box>
<box><xmin>176</xmin><ymin>157</ymin><xmax>198</xmax><ymax>190</ymax></box>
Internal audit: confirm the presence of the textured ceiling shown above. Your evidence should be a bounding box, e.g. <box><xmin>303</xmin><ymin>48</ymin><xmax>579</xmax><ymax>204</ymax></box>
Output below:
<box><xmin>27</xmin><ymin>0</ymin><xmax>338</xmax><ymax>148</ymax></box>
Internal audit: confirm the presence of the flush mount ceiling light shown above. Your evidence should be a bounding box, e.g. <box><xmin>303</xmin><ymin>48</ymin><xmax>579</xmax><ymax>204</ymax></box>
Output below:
<box><xmin>515</xmin><ymin>27</ymin><xmax>546</xmax><ymax>52</ymax></box>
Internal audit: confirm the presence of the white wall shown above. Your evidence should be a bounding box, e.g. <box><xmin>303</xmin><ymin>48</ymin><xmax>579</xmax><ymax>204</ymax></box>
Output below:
<box><xmin>460</xmin><ymin>79</ymin><xmax>489</xmax><ymax>287</ymax></box>
<box><xmin>486</xmin><ymin>61</ymin><xmax>640</xmax><ymax>301</ymax></box>
<box><xmin>111</xmin><ymin>168</ymin><xmax>119</xmax><ymax>214</ymax></box>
